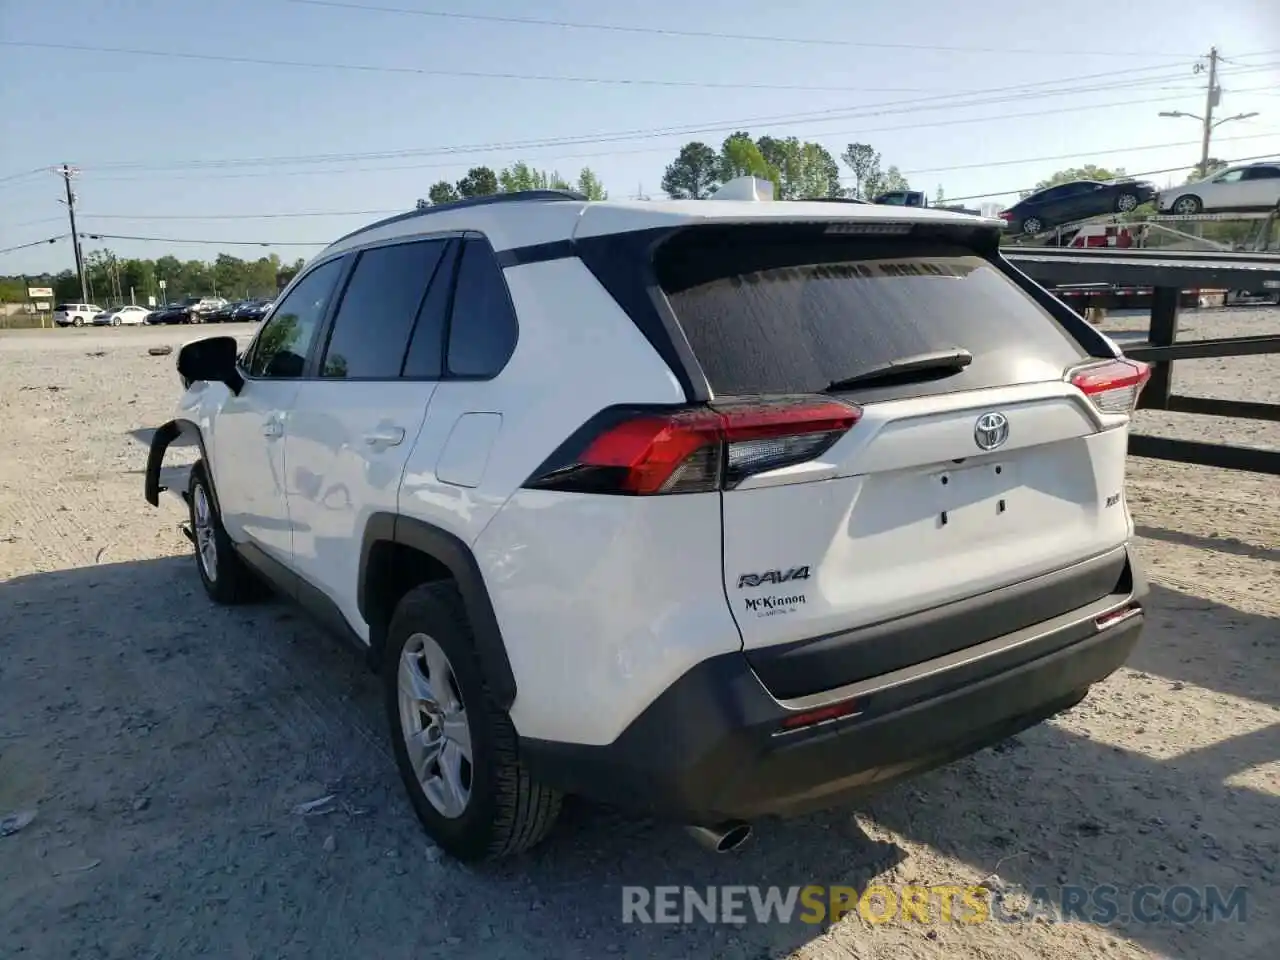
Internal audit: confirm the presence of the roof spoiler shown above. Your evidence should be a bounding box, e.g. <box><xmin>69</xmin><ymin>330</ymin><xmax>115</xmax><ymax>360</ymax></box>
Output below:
<box><xmin>709</xmin><ymin>176</ymin><xmax>775</xmax><ymax>202</ymax></box>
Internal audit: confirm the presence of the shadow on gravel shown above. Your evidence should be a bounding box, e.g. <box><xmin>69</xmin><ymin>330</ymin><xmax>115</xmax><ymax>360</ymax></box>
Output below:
<box><xmin>1128</xmin><ymin>583</ymin><xmax>1279</xmax><ymax>708</ymax></box>
<box><xmin>1135</xmin><ymin>524</ymin><xmax>1280</xmax><ymax>564</ymax></box>
<box><xmin>1</xmin><ymin>560</ymin><xmax>1275</xmax><ymax>960</ymax></box>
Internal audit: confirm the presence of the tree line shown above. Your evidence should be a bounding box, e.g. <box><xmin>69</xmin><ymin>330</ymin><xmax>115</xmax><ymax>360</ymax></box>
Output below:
<box><xmin>659</xmin><ymin>135</ymin><xmax>912</xmax><ymax>201</ymax></box>
<box><xmin>0</xmin><ymin>250</ymin><xmax>304</xmax><ymax>308</ymax></box>
<box><xmin>419</xmin><ymin>162</ymin><xmax>608</xmax><ymax>206</ymax></box>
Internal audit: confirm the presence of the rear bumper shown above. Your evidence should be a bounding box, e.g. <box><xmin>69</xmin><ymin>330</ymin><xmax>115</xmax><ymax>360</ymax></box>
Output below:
<box><xmin>521</xmin><ymin>549</ymin><xmax>1147</xmax><ymax>823</ymax></box>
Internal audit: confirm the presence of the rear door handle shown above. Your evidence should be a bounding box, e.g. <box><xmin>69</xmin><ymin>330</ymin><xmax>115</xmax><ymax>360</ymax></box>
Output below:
<box><xmin>363</xmin><ymin>427</ymin><xmax>405</xmax><ymax>447</ymax></box>
<box><xmin>262</xmin><ymin>416</ymin><xmax>283</xmax><ymax>439</ymax></box>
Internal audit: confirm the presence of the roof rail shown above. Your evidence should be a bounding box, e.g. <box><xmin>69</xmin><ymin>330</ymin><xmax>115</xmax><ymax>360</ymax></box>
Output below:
<box><xmin>329</xmin><ymin>189</ymin><xmax>589</xmax><ymax>247</ymax></box>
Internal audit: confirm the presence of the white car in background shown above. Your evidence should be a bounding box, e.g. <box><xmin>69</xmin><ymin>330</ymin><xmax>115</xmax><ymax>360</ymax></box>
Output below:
<box><xmin>53</xmin><ymin>303</ymin><xmax>104</xmax><ymax>327</ymax></box>
<box><xmin>92</xmin><ymin>305</ymin><xmax>153</xmax><ymax>326</ymax></box>
<box><xmin>1157</xmin><ymin>161</ymin><xmax>1280</xmax><ymax>215</ymax></box>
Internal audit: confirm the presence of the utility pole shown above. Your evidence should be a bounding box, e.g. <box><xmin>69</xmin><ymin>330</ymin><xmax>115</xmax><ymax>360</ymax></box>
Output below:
<box><xmin>1198</xmin><ymin>47</ymin><xmax>1219</xmax><ymax>181</ymax></box>
<box><xmin>56</xmin><ymin>164</ymin><xmax>89</xmax><ymax>303</ymax></box>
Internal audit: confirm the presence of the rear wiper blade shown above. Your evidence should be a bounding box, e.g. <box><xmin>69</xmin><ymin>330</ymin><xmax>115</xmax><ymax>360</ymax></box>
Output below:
<box><xmin>825</xmin><ymin>348</ymin><xmax>973</xmax><ymax>392</ymax></box>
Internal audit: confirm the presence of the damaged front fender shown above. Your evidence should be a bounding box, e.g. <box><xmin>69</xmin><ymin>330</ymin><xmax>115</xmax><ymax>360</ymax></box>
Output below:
<box><xmin>144</xmin><ymin>419</ymin><xmax>201</xmax><ymax>506</ymax></box>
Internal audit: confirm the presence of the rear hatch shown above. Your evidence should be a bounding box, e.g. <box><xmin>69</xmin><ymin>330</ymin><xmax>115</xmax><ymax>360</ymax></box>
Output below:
<box><xmin>653</xmin><ymin>223</ymin><xmax>1141</xmax><ymax>697</ymax></box>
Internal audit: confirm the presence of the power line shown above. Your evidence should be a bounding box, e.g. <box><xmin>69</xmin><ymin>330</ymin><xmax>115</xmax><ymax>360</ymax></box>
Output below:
<box><xmin>0</xmin><ymin>38</ymin><xmax>1020</xmax><ymax>94</ymax></box>
<box><xmin>73</xmin><ymin>81</ymin><xmax>1280</xmax><ymax>185</ymax></box>
<box><xmin>77</xmin><ymin>232</ymin><xmax>326</xmax><ymax>247</ymax></box>
<box><xmin>66</xmin><ymin>63</ymin><xmax>1268</xmax><ymax>178</ymax></box>
<box><xmin>284</xmin><ymin>0</ymin><xmax>1207</xmax><ymax>58</ymax></box>
<box><xmin>81</xmin><ymin>208</ymin><xmax>401</xmax><ymax>221</ymax></box>
<box><xmin>8</xmin><ymin>148</ymin><xmax>1276</xmax><ymax>254</ymax></box>
<box><xmin>0</xmin><ymin>236</ymin><xmax>67</xmax><ymax>255</ymax></box>
<box><xmin>68</xmin><ymin>130</ymin><xmax>1280</xmax><ymax>224</ymax></box>
<box><xmin>894</xmin><ymin>130</ymin><xmax>1280</xmax><ymax>177</ymax></box>
<box><xmin>0</xmin><ymin>167</ymin><xmax>50</xmax><ymax>185</ymax></box>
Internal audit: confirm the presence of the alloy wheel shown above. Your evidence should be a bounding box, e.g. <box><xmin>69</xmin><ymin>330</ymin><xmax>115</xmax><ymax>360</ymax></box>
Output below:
<box><xmin>397</xmin><ymin>633</ymin><xmax>473</xmax><ymax>819</ymax></box>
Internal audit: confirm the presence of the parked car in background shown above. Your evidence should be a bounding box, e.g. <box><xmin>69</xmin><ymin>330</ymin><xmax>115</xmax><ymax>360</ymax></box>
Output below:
<box><xmin>148</xmin><ymin>296</ymin><xmax>228</xmax><ymax>324</ymax></box>
<box><xmin>53</xmin><ymin>303</ymin><xmax>104</xmax><ymax>327</ymax></box>
<box><xmin>1156</xmin><ymin>162</ymin><xmax>1280</xmax><ymax>215</ymax></box>
<box><xmin>92</xmin><ymin>305</ymin><xmax>152</xmax><ymax>326</ymax></box>
<box><xmin>149</xmin><ymin>302</ymin><xmax>195</xmax><ymax>325</ymax></box>
<box><xmin>205</xmin><ymin>300</ymin><xmax>244</xmax><ymax>323</ymax></box>
<box><xmin>998</xmin><ymin>178</ymin><xmax>1158</xmax><ymax>235</ymax></box>
<box><xmin>232</xmin><ymin>298</ymin><xmax>274</xmax><ymax>321</ymax></box>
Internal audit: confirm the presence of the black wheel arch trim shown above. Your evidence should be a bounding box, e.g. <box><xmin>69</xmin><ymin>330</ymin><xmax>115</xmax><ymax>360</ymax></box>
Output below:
<box><xmin>359</xmin><ymin>512</ymin><xmax>517</xmax><ymax>708</ymax></box>
<box><xmin>144</xmin><ymin>418</ymin><xmax>211</xmax><ymax>507</ymax></box>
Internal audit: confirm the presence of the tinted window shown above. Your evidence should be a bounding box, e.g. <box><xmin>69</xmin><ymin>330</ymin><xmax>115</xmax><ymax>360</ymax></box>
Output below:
<box><xmin>320</xmin><ymin>240</ymin><xmax>448</xmax><ymax>379</ymax></box>
<box><xmin>402</xmin><ymin>241</ymin><xmax>459</xmax><ymax>379</ymax></box>
<box><xmin>656</xmin><ymin>229</ymin><xmax>1088</xmax><ymax>400</ymax></box>
<box><xmin>446</xmin><ymin>238</ymin><xmax>518</xmax><ymax>378</ymax></box>
<box><xmin>246</xmin><ymin>257</ymin><xmax>344</xmax><ymax>378</ymax></box>
<box><xmin>1243</xmin><ymin>166</ymin><xmax>1280</xmax><ymax>180</ymax></box>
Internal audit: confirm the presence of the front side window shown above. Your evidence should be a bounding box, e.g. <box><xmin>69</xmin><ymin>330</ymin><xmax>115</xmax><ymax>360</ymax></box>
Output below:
<box><xmin>245</xmin><ymin>257</ymin><xmax>345</xmax><ymax>379</ymax></box>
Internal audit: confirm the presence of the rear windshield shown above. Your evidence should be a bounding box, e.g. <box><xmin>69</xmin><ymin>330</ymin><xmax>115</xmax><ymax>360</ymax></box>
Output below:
<box><xmin>656</xmin><ymin>231</ymin><xmax>1088</xmax><ymax>400</ymax></box>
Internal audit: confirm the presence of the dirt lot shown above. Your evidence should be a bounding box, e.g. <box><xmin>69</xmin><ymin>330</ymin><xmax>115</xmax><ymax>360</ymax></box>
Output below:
<box><xmin>1</xmin><ymin>312</ymin><xmax>1276</xmax><ymax>960</ymax></box>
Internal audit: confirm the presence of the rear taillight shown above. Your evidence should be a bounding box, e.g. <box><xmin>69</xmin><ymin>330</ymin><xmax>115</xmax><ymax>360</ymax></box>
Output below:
<box><xmin>1067</xmin><ymin>358</ymin><xmax>1151</xmax><ymax>415</ymax></box>
<box><xmin>524</xmin><ymin>397</ymin><xmax>862</xmax><ymax>495</ymax></box>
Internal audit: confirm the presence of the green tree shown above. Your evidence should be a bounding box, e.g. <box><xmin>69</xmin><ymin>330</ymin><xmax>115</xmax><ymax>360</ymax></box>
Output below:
<box><xmin>427</xmin><ymin>181</ymin><xmax>460</xmax><ymax>205</ymax></box>
<box><xmin>1187</xmin><ymin>158</ymin><xmax>1228</xmax><ymax>182</ymax></box>
<box><xmin>456</xmin><ymin>166</ymin><xmax>499</xmax><ymax>198</ymax></box>
<box><xmin>498</xmin><ymin>162</ymin><xmax>573</xmax><ymax>193</ymax></box>
<box><xmin>661</xmin><ymin>142</ymin><xmax>719</xmax><ymax>199</ymax></box>
<box><xmin>576</xmin><ymin>167</ymin><xmax>607</xmax><ymax>200</ymax></box>
<box><xmin>756</xmin><ymin>136</ymin><xmax>842</xmax><ymax>199</ymax></box>
<box><xmin>865</xmin><ymin>165</ymin><xmax>911</xmax><ymax>201</ymax></box>
<box><xmin>718</xmin><ymin>131</ymin><xmax>780</xmax><ymax>189</ymax></box>
<box><xmin>841</xmin><ymin>143</ymin><xmax>881</xmax><ymax>200</ymax></box>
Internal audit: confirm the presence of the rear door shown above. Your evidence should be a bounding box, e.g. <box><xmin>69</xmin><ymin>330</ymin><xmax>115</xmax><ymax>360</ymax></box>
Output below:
<box><xmin>654</xmin><ymin>226</ymin><xmax>1136</xmax><ymax>661</ymax></box>
<box><xmin>284</xmin><ymin>236</ymin><xmax>454</xmax><ymax>633</ymax></box>
<box><xmin>1240</xmin><ymin>165</ymin><xmax>1280</xmax><ymax>208</ymax></box>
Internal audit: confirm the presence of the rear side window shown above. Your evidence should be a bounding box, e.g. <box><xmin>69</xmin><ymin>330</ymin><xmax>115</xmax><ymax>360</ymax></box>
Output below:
<box><xmin>320</xmin><ymin>239</ymin><xmax>449</xmax><ymax>379</ymax></box>
<box><xmin>656</xmin><ymin>230</ymin><xmax>1087</xmax><ymax>399</ymax></box>
<box><xmin>446</xmin><ymin>238</ymin><xmax>518</xmax><ymax>378</ymax></box>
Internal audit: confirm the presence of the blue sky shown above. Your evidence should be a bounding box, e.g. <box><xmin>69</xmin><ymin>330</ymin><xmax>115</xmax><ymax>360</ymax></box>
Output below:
<box><xmin>2</xmin><ymin>0</ymin><xmax>1278</xmax><ymax>275</ymax></box>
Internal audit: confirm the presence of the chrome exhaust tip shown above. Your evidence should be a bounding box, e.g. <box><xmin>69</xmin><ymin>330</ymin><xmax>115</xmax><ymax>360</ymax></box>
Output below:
<box><xmin>685</xmin><ymin>821</ymin><xmax>752</xmax><ymax>853</ymax></box>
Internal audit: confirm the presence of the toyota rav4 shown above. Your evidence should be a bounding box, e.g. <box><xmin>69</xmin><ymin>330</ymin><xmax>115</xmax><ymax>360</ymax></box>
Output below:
<box><xmin>144</xmin><ymin>182</ymin><xmax>1150</xmax><ymax>863</ymax></box>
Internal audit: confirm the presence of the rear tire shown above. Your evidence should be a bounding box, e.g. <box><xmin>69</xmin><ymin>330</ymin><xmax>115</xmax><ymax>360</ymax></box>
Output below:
<box><xmin>1115</xmin><ymin>192</ymin><xmax>1139</xmax><ymax>213</ymax></box>
<box><xmin>384</xmin><ymin>582</ymin><xmax>562</xmax><ymax>863</ymax></box>
<box><xmin>1020</xmin><ymin>216</ymin><xmax>1044</xmax><ymax>235</ymax></box>
<box><xmin>1172</xmin><ymin>195</ymin><xmax>1202</xmax><ymax>215</ymax></box>
<box><xmin>188</xmin><ymin>462</ymin><xmax>270</xmax><ymax>605</ymax></box>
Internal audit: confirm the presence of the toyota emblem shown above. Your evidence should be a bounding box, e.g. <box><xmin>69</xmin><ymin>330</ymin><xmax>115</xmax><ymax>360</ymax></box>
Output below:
<box><xmin>974</xmin><ymin>412</ymin><xmax>1010</xmax><ymax>451</ymax></box>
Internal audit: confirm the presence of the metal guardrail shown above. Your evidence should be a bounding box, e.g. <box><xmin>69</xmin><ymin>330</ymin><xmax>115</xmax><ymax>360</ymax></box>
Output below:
<box><xmin>1006</xmin><ymin>247</ymin><xmax>1280</xmax><ymax>289</ymax></box>
<box><xmin>1005</xmin><ymin>247</ymin><xmax>1280</xmax><ymax>476</ymax></box>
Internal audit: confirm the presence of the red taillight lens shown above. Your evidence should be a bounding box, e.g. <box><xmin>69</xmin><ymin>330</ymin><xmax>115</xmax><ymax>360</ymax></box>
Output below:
<box><xmin>1067</xmin><ymin>358</ymin><xmax>1151</xmax><ymax>415</ymax></box>
<box><xmin>526</xmin><ymin>397</ymin><xmax>862</xmax><ymax>496</ymax></box>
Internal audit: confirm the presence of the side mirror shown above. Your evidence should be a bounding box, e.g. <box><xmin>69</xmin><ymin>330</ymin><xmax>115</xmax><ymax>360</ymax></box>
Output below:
<box><xmin>177</xmin><ymin>336</ymin><xmax>244</xmax><ymax>395</ymax></box>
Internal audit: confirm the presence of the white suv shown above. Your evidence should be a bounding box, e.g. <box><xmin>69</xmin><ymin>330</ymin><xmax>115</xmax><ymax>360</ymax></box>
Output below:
<box><xmin>144</xmin><ymin>183</ymin><xmax>1150</xmax><ymax>863</ymax></box>
<box><xmin>54</xmin><ymin>303</ymin><xmax>104</xmax><ymax>327</ymax></box>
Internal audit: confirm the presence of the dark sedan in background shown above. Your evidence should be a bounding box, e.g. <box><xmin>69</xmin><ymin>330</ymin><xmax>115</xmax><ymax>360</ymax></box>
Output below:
<box><xmin>998</xmin><ymin>178</ymin><xmax>1158</xmax><ymax>236</ymax></box>
<box><xmin>232</xmin><ymin>298</ymin><xmax>274</xmax><ymax>321</ymax></box>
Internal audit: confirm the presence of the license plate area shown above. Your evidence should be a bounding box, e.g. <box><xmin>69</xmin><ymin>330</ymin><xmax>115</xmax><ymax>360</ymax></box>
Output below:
<box><xmin>932</xmin><ymin>461</ymin><xmax>1018</xmax><ymax>535</ymax></box>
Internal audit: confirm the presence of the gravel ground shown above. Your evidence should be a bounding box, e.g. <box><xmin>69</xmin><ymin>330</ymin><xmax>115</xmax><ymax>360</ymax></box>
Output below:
<box><xmin>1</xmin><ymin>312</ymin><xmax>1276</xmax><ymax>960</ymax></box>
